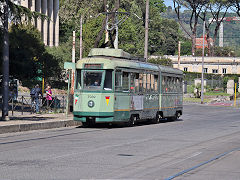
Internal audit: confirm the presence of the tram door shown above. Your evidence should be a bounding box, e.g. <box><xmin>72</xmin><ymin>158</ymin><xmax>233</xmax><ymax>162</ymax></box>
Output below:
<box><xmin>129</xmin><ymin>73</ymin><xmax>142</xmax><ymax>108</ymax></box>
<box><xmin>114</xmin><ymin>71</ymin><xmax>131</xmax><ymax>121</ymax></box>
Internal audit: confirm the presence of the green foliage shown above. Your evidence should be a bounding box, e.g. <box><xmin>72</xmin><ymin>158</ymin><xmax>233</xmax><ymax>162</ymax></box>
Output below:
<box><xmin>6</xmin><ymin>24</ymin><xmax>61</xmax><ymax>86</ymax></box>
<box><xmin>9</xmin><ymin>24</ymin><xmax>45</xmax><ymax>80</ymax></box>
<box><xmin>195</xmin><ymin>47</ymin><xmax>209</xmax><ymax>56</ymax></box>
<box><xmin>58</xmin><ymin>0</ymin><xmax>182</xmax><ymax>58</ymax></box>
<box><xmin>118</xmin><ymin>9</ymin><xmax>145</xmax><ymax>55</ymax></box>
<box><xmin>149</xmin><ymin>15</ymin><xmax>180</xmax><ymax>55</ymax></box>
<box><xmin>148</xmin><ymin>57</ymin><xmax>173</xmax><ymax>67</ymax></box>
<box><xmin>214</xmin><ymin>46</ymin><xmax>235</xmax><ymax>57</ymax></box>
<box><xmin>180</xmin><ymin>39</ymin><xmax>192</xmax><ymax>55</ymax></box>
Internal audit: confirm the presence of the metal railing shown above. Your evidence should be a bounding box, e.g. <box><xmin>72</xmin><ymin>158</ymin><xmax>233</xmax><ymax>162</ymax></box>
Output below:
<box><xmin>0</xmin><ymin>95</ymin><xmax>66</xmax><ymax>116</ymax></box>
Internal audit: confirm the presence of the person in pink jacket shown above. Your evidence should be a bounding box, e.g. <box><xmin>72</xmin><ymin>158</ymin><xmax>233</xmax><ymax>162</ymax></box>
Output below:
<box><xmin>46</xmin><ymin>85</ymin><xmax>53</xmax><ymax>108</ymax></box>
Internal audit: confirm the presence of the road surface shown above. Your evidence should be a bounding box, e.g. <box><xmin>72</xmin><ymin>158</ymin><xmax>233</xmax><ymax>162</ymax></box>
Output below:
<box><xmin>0</xmin><ymin>104</ymin><xmax>240</xmax><ymax>180</ymax></box>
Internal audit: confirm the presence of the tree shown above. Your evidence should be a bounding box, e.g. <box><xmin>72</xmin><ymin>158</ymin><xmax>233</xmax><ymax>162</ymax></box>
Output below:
<box><xmin>148</xmin><ymin>57</ymin><xmax>173</xmax><ymax>67</ymax></box>
<box><xmin>199</xmin><ymin>0</ymin><xmax>231</xmax><ymax>56</ymax></box>
<box><xmin>173</xmin><ymin>0</ymin><xmax>208</xmax><ymax>55</ymax></box>
<box><xmin>7</xmin><ymin>24</ymin><xmax>61</xmax><ymax>85</ymax></box>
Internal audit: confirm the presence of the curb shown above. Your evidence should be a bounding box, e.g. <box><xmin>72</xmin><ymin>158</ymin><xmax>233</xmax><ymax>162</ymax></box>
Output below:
<box><xmin>0</xmin><ymin>120</ymin><xmax>82</xmax><ymax>134</ymax></box>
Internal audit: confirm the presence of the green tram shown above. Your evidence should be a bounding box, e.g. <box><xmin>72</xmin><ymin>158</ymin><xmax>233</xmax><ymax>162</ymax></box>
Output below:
<box><xmin>71</xmin><ymin>48</ymin><xmax>183</xmax><ymax>126</ymax></box>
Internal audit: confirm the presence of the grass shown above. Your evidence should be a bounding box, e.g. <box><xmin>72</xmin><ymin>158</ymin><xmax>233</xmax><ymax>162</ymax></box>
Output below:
<box><xmin>183</xmin><ymin>97</ymin><xmax>212</xmax><ymax>103</ymax></box>
<box><xmin>204</xmin><ymin>92</ymin><xmax>230</xmax><ymax>96</ymax></box>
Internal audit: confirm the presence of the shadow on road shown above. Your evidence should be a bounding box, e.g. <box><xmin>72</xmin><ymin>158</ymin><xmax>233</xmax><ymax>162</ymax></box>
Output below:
<box><xmin>77</xmin><ymin>118</ymin><xmax>183</xmax><ymax>129</ymax></box>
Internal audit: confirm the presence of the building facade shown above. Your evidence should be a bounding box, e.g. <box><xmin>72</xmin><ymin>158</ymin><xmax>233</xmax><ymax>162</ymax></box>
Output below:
<box><xmin>150</xmin><ymin>56</ymin><xmax>240</xmax><ymax>75</ymax></box>
<box><xmin>20</xmin><ymin>0</ymin><xmax>59</xmax><ymax>46</ymax></box>
<box><xmin>171</xmin><ymin>56</ymin><xmax>240</xmax><ymax>75</ymax></box>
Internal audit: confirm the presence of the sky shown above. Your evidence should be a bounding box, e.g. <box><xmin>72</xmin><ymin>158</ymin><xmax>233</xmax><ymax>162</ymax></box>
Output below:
<box><xmin>163</xmin><ymin>0</ymin><xmax>173</xmax><ymax>7</ymax></box>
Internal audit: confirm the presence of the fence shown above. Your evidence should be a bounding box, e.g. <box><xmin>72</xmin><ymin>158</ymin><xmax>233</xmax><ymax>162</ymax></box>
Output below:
<box><xmin>184</xmin><ymin>79</ymin><xmax>224</xmax><ymax>94</ymax></box>
<box><xmin>0</xmin><ymin>95</ymin><xmax>67</xmax><ymax>116</ymax></box>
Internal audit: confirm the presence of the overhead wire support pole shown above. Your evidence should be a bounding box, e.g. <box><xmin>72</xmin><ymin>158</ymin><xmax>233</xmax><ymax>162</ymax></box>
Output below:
<box><xmin>144</xmin><ymin>0</ymin><xmax>149</xmax><ymax>61</ymax></box>
<box><xmin>201</xmin><ymin>21</ymin><xmax>205</xmax><ymax>104</ymax></box>
<box><xmin>178</xmin><ymin>41</ymin><xmax>181</xmax><ymax>69</ymax></box>
<box><xmin>102</xmin><ymin>11</ymin><xmax>130</xmax><ymax>49</ymax></box>
<box><xmin>114</xmin><ymin>12</ymin><xmax>119</xmax><ymax>49</ymax></box>
<box><xmin>80</xmin><ymin>16</ymin><xmax>83</xmax><ymax>60</ymax></box>
<box><xmin>2</xmin><ymin>0</ymin><xmax>10</xmax><ymax>121</ymax></box>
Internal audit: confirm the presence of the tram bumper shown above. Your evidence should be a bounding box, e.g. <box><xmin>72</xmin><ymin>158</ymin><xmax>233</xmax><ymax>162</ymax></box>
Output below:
<box><xmin>73</xmin><ymin>112</ymin><xmax>114</xmax><ymax>123</ymax></box>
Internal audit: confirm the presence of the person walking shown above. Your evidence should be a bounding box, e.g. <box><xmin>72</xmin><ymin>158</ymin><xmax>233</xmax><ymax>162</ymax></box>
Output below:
<box><xmin>46</xmin><ymin>85</ymin><xmax>53</xmax><ymax>108</ymax></box>
<box><xmin>30</xmin><ymin>84</ymin><xmax>43</xmax><ymax>113</ymax></box>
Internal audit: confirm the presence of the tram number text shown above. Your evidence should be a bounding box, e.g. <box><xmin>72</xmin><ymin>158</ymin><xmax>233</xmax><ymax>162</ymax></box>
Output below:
<box><xmin>88</xmin><ymin>95</ymin><xmax>96</xmax><ymax>99</ymax></box>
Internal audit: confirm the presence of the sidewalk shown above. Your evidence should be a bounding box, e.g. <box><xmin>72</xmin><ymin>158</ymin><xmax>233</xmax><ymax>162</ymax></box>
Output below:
<box><xmin>0</xmin><ymin>113</ymin><xmax>82</xmax><ymax>134</ymax></box>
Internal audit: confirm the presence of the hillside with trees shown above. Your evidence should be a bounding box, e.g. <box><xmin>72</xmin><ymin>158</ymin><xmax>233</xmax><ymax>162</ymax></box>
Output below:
<box><xmin>165</xmin><ymin>0</ymin><xmax>240</xmax><ymax>57</ymax></box>
<box><xmin>162</xmin><ymin>7</ymin><xmax>240</xmax><ymax>52</ymax></box>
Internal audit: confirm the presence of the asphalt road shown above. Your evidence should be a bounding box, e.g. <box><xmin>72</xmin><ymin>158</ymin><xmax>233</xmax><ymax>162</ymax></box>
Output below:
<box><xmin>0</xmin><ymin>104</ymin><xmax>240</xmax><ymax>180</ymax></box>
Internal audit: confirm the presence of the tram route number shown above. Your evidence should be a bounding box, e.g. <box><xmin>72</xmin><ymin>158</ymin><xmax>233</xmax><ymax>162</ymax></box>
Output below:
<box><xmin>88</xmin><ymin>95</ymin><xmax>96</xmax><ymax>99</ymax></box>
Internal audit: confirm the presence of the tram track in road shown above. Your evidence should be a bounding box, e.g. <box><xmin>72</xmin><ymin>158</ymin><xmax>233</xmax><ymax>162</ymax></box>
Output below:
<box><xmin>0</xmin><ymin>128</ymin><xmax>106</xmax><ymax>146</ymax></box>
<box><xmin>165</xmin><ymin>146</ymin><xmax>240</xmax><ymax>180</ymax></box>
<box><xmin>105</xmin><ymin>130</ymin><xmax>240</xmax><ymax>179</ymax></box>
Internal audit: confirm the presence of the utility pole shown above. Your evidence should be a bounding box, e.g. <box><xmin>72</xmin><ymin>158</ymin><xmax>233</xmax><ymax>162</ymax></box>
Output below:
<box><xmin>2</xmin><ymin>0</ymin><xmax>10</xmax><ymax>121</ymax></box>
<box><xmin>71</xmin><ymin>31</ymin><xmax>75</xmax><ymax>95</ymax></box>
<box><xmin>178</xmin><ymin>41</ymin><xmax>181</xmax><ymax>69</ymax></box>
<box><xmin>114</xmin><ymin>13</ymin><xmax>119</xmax><ymax>49</ymax></box>
<box><xmin>144</xmin><ymin>0</ymin><xmax>149</xmax><ymax>61</ymax></box>
<box><xmin>80</xmin><ymin>16</ymin><xmax>83</xmax><ymax>60</ymax></box>
<box><xmin>201</xmin><ymin>21</ymin><xmax>205</xmax><ymax>104</ymax></box>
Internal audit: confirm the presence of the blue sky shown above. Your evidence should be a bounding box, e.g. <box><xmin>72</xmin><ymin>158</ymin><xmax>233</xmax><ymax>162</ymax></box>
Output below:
<box><xmin>163</xmin><ymin>0</ymin><xmax>173</xmax><ymax>7</ymax></box>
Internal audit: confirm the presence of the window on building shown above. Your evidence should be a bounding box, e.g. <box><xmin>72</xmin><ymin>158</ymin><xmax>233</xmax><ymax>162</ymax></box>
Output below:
<box><xmin>222</xmin><ymin>68</ymin><xmax>227</xmax><ymax>74</ymax></box>
<box><xmin>203</xmin><ymin>68</ymin><xmax>208</xmax><ymax>73</ymax></box>
<box><xmin>184</xmin><ymin>67</ymin><xmax>188</xmax><ymax>72</ymax></box>
<box><xmin>212</xmin><ymin>69</ymin><xmax>218</xmax><ymax>74</ymax></box>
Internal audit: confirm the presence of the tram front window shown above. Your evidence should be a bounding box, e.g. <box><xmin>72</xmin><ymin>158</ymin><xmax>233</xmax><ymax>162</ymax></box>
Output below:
<box><xmin>83</xmin><ymin>71</ymin><xmax>103</xmax><ymax>89</ymax></box>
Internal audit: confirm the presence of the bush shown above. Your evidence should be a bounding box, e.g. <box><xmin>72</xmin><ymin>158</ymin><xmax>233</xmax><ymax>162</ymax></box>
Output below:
<box><xmin>148</xmin><ymin>57</ymin><xmax>173</xmax><ymax>67</ymax></box>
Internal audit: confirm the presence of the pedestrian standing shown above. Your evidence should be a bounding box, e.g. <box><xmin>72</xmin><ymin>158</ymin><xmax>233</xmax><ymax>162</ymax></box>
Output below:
<box><xmin>46</xmin><ymin>85</ymin><xmax>53</xmax><ymax>108</ymax></box>
<box><xmin>30</xmin><ymin>84</ymin><xmax>43</xmax><ymax>113</ymax></box>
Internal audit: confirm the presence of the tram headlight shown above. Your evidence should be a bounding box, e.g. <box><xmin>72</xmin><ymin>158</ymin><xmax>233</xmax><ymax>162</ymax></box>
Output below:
<box><xmin>88</xmin><ymin>100</ymin><xmax>95</xmax><ymax>108</ymax></box>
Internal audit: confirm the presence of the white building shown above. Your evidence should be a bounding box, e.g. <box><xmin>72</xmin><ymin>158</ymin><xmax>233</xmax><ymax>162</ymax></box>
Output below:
<box><xmin>20</xmin><ymin>0</ymin><xmax>59</xmax><ymax>46</ymax></box>
<box><xmin>167</xmin><ymin>56</ymin><xmax>240</xmax><ymax>75</ymax></box>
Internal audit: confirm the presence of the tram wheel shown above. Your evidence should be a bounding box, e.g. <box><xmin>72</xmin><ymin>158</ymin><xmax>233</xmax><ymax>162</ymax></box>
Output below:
<box><xmin>167</xmin><ymin>113</ymin><xmax>177</xmax><ymax>121</ymax></box>
<box><xmin>82</xmin><ymin>122</ymin><xmax>88</xmax><ymax>127</ymax></box>
<box><xmin>152</xmin><ymin>113</ymin><xmax>161</xmax><ymax>124</ymax></box>
<box><xmin>126</xmin><ymin>115</ymin><xmax>137</xmax><ymax>127</ymax></box>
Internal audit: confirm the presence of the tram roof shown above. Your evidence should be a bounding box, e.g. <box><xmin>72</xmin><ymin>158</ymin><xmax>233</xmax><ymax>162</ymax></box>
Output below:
<box><xmin>77</xmin><ymin>48</ymin><xmax>182</xmax><ymax>75</ymax></box>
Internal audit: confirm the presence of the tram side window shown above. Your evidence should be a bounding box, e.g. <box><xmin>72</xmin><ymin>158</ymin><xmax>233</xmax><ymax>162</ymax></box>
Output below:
<box><xmin>162</xmin><ymin>76</ymin><xmax>166</xmax><ymax>93</ymax></box>
<box><xmin>139</xmin><ymin>74</ymin><xmax>143</xmax><ymax>92</ymax></box>
<box><xmin>172</xmin><ymin>77</ymin><xmax>176</xmax><ymax>92</ymax></box>
<box><xmin>104</xmin><ymin>70</ymin><xmax>112</xmax><ymax>90</ymax></box>
<box><xmin>154</xmin><ymin>75</ymin><xmax>158</xmax><ymax>92</ymax></box>
<box><xmin>130</xmin><ymin>73</ymin><xmax>136</xmax><ymax>93</ymax></box>
<box><xmin>177</xmin><ymin>77</ymin><xmax>182</xmax><ymax>93</ymax></box>
<box><xmin>166</xmin><ymin>76</ymin><xmax>171</xmax><ymax>93</ymax></box>
<box><xmin>122</xmin><ymin>72</ymin><xmax>129</xmax><ymax>91</ymax></box>
<box><xmin>115</xmin><ymin>71</ymin><xmax>122</xmax><ymax>91</ymax></box>
<box><xmin>76</xmin><ymin>70</ymin><xmax>81</xmax><ymax>89</ymax></box>
<box><xmin>150</xmin><ymin>74</ymin><xmax>154</xmax><ymax>92</ymax></box>
<box><xmin>180</xmin><ymin>78</ymin><xmax>183</xmax><ymax>92</ymax></box>
<box><xmin>135</xmin><ymin>73</ymin><xmax>139</xmax><ymax>93</ymax></box>
<box><xmin>146</xmin><ymin>74</ymin><xmax>151</xmax><ymax>92</ymax></box>
<box><xmin>143</xmin><ymin>74</ymin><xmax>147</xmax><ymax>92</ymax></box>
